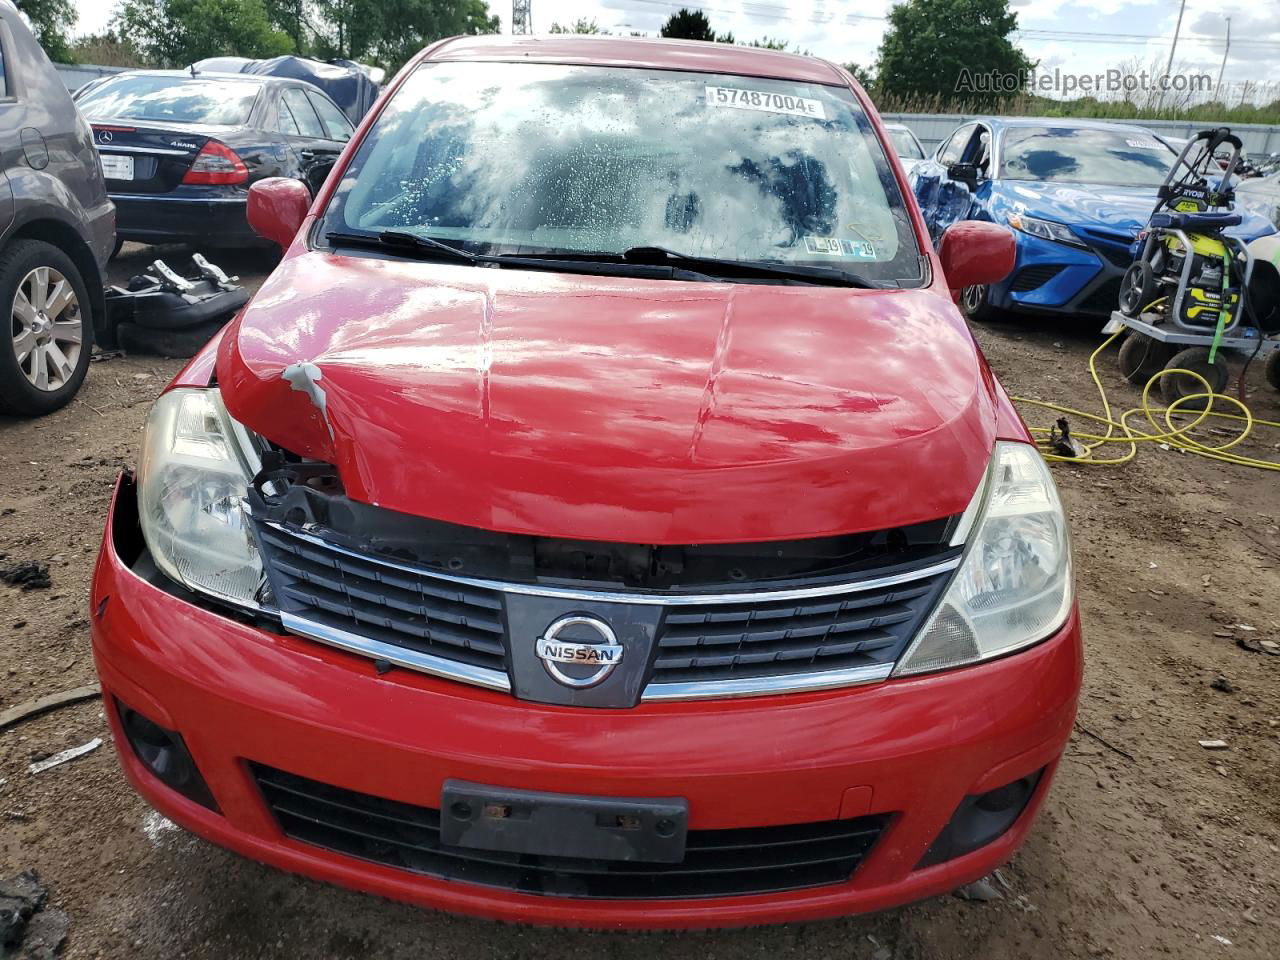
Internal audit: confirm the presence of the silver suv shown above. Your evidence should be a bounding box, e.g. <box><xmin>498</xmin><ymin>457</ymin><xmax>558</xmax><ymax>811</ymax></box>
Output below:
<box><xmin>0</xmin><ymin>0</ymin><xmax>114</xmax><ymax>416</ymax></box>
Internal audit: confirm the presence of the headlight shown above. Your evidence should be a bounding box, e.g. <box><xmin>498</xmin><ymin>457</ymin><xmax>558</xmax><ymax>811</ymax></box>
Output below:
<box><xmin>1007</xmin><ymin>214</ymin><xmax>1082</xmax><ymax>247</ymax></box>
<box><xmin>895</xmin><ymin>442</ymin><xmax>1072</xmax><ymax>676</ymax></box>
<box><xmin>137</xmin><ymin>388</ymin><xmax>265</xmax><ymax>609</ymax></box>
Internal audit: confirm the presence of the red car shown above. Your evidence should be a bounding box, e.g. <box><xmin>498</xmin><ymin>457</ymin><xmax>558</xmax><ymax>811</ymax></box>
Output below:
<box><xmin>91</xmin><ymin>36</ymin><xmax>1081</xmax><ymax>928</ymax></box>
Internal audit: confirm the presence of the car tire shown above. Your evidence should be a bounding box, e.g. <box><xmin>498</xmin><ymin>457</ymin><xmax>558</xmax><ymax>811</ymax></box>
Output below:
<box><xmin>0</xmin><ymin>240</ymin><xmax>94</xmax><ymax>418</ymax></box>
<box><xmin>1160</xmin><ymin>347</ymin><xmax>1229</xmax><ymax>411</ymax></box>
<box><xmin>1117</xmin><ymin>333</ymin><xmax>1174</xmax><ymax>385</ymax></box>
<box><xmin>1265</xmin><ymin>350</ymin><xmax>1280</xmax><ymax>392</ymax></box>
<box><xmin>960</xmin><ymin>284</ymin><xmax>995</xmax><ymax>322</ymax></box>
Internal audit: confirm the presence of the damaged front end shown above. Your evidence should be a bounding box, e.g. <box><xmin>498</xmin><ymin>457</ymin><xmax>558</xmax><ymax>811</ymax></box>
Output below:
<box><xmin>122</xmin><ymin>379</ymin><xmax>964</xmax><ymax>691</ymax></box>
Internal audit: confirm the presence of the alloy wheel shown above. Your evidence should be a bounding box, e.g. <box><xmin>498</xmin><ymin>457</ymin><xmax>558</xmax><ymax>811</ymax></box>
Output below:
<box><xmin>961</xmin><ymin>284</ymin><xmax>986</xmax><ymax>314</ymax></box>
<box><xmin>10</xmin><ymin>266</ymin><xmax>82</xmax><ymax>392</ymax></box>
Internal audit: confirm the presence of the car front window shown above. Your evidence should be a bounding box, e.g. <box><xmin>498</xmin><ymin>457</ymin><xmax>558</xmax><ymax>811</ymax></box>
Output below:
<box><xmin>1001</xmin><ymin>127</ymin><xmax>1176</xmax><ymax>188</ymax></box>
<box><xmin>320</xmin><ymin>61</ymin><xmax>922</xmax><ymax>285</ymax></box>
<box><xmin>77</xmin><ymin>75</ymin><xmax>262</xmax><ymax>125</ymax></box>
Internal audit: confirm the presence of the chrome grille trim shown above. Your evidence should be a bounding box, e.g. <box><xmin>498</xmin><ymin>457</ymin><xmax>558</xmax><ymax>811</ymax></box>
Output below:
<box><xmin>263</xmin><ymin>523</ymin><xmax>960</xmax><ymax>606</ymax></box>
<box><xmin>280</xmin><ymin>612</ymin><xmax>512</xmax><ymax>692</ymax></box>
<box><xmin>641</xmin><ymin>663</ymin><xmax>894</xmax><ymax>701</ymax></box>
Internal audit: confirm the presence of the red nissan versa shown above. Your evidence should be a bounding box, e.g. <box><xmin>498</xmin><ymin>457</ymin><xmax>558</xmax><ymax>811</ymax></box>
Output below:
<box><xmin>90</xmin><ymin>36</ymin><xmax>1082</xmax><ymax>928</ymax></box>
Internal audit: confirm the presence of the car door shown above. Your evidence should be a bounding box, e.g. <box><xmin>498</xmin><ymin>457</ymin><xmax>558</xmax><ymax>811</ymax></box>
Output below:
<box><xmin>278</xmin><ymin>85</ymin><xmax>342</xmax><ymax>195</ymax></box>
<box><xmin>913</xmin><ymin>123</ymin><xmax>975</xmax><ymax>241</ymax></box>
<box><xmin>930</xmin><ymin>124</ymin><xmax>991</xmax><ymax>243</ymax></box>
<box><xmin>0</xmin><ymin>18</ymin><xmax>21</xmax><ymax>238</ymax></box>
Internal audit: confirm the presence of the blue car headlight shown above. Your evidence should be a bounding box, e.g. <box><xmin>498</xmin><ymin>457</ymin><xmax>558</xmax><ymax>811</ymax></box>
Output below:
<box><xmin>1008</xmin><ymin>214</ymin><xmax>1084</xmax><ymax>248</ymax></box>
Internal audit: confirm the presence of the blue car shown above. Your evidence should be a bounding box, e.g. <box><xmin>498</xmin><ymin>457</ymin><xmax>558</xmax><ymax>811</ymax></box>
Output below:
<box><xmin>911</xmin><ymin>117</ymin><xmax>1276</xmax><ymax>320</ymax></box>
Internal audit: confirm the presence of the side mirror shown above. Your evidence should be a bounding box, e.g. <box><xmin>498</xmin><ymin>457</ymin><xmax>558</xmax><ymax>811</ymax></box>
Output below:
<box><xmin>937</xmin><ymin>221</ymin><xmax>1016</xmax><ymax>298</ymax></box>
<box><xmin>946</xmin><ymin>162</ymin><xmax>979</xmax><ymax>191</ymax></box>
<box><xmin>247</xmin><ymin>177</ymin><xmax>312</xmax><ymax>249</ymax></box>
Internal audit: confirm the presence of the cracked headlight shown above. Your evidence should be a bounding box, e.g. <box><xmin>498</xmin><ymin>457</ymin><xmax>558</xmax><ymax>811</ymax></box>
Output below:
<box><xmin>1008</xmin><ymin>214</ymin><xmax>1083</xmax><ymax>247</ymax></box>
<box><xmin>895</xmin><ymin>442</ymin><xmax>1073</xmax><ymax>676</ymax></box>
<box><xmin>137</xmin><ymin>388</ymin><xmax>265</xmax><ymax>610</ymax></box>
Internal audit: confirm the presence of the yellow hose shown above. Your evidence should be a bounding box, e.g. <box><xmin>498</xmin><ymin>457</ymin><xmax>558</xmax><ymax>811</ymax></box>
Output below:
<box><xmin>1010</xmin><ymin>331</ymin><xmax>1280</xmax><ymax>471</ymax></box>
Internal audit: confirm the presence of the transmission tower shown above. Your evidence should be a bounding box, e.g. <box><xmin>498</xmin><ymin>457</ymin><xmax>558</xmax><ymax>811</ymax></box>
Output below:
<box><xmin>512</xmin><ymin>0</ymin><xmax>532</xmax><ymax>34</ymax></box>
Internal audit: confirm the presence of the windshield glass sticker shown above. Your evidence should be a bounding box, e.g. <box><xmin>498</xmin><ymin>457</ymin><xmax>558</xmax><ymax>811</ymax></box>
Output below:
<box><xmin>804</xmin><ymin>236</ymin><xmax>877</xmax><ymax>259</ymax></box>
<box><xmin>704</xmin><ymin>85</ymin><xmax>826</xmax><ymax>120</ymax></box>
<box><xmin>1125</xmin><ymin>138</ymin><xmax>1165</xmax><ymax>150</ymax></box>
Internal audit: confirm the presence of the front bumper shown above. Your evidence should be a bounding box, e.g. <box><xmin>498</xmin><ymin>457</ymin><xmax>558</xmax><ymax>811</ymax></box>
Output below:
<box><xmin>91</xmin><ymin>479</ymin><xmax>1083</xmax><ymax>929</ymax></box>
<box><xmin>990</xmin><ymin>232</ymin><xmax>1124</xmax><ymax>317</ymax></box>
<box><xmin>109</xmin><ymin>189</ymin><xmax>265</xmax><ymax>246</ymax></box>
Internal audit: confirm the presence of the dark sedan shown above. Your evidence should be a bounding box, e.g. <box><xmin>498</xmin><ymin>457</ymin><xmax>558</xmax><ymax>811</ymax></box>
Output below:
<box><xmin>75</xmin><ymin>71</ymin><xmax>354</xmax><ymax>249</ymax></box>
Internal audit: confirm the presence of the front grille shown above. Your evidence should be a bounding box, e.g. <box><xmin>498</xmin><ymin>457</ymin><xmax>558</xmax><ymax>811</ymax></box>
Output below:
<box><xmin>650</xmin><ymin>573</ymin><xmax>947</xmax><ymax>684</ymax></box>
<box><xmin>1078</xmin><ymin>277</ymin><xmax>1124</xmax><ymax>315</ymax></box>
<box><xmin>1009</xmin><ymin>264</ymin><xmax>1064</xmax><ymax>292</ymax></box>
<box><xmin>253</xmin><ymin>764</ymin><xmax>888</xmax><ymax>899</ymax></box>
<box><xmin>255</xmin><ymin>524</ymin><xmax>507</xmax><ymax>673</ymax></box>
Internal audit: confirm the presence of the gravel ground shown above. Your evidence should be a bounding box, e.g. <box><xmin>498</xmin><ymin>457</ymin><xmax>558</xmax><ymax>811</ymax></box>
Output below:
<box><xmin>1</xmin><ymin>243</ymin><xmax>1278</xmax><ymax>959</ymax></box>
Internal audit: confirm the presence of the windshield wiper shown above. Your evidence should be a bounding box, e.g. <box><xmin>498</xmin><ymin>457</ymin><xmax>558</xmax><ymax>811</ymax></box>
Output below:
<box><xmin>326</xmin><ymin>230</ymin><xmax>479</xmax><ymax>263</ymax></box>
<box><xmin>621</xmin><ymin>245</ymin><xmax>885</xmax><ymax>288</ymax></box>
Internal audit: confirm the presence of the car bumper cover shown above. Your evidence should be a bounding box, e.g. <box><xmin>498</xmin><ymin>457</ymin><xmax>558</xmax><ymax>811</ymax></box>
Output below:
<box><xmin>91</xmin><ymin>478</ymin><xmax>1083</xmax><ymax>928</ymax></box>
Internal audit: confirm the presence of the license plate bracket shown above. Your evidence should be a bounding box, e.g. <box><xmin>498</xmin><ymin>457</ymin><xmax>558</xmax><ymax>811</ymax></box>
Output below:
<box><xmin>440</xmin><ymin>781</ymin><xmax>688</xmax><ymax>863</ymax></box>
<box><xmin>99</xmin><ymin>153</ymin><xmax>135</xmax><ymax>181</ymax></box>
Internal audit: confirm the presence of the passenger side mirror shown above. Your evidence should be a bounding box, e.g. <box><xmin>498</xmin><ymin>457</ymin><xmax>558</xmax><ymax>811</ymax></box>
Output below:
<box><xmin>247</xmin><ymin>177</ymin><xmax>312</xmax><ymax>249</ymax></box>
<box><xmin>946</xmin><ymin>162</ymin><xmax>979</xmax><ymax>191</ymax></box>
<box><xmin>937</xmin><ymin>221</ymin><xmax>1016</xmax><ymax>297</ymax></box>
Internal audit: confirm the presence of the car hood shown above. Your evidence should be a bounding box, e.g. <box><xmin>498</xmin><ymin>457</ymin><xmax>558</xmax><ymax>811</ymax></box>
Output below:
<box><xmin>989</xmin><ymin>180</ymin><xmax>1276</xmax><ymax>240</ymax></box>
<box><xmin>217</xmin><ymin>251</ymin><xmax>996</xmax><ymax>544</ymax></box>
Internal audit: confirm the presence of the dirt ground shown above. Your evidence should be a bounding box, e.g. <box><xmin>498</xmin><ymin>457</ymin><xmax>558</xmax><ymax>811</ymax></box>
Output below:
<box><xmin>2</xmin><ymin>243</ymin><xmax>1279</xmax><ymax>959</ymax></box>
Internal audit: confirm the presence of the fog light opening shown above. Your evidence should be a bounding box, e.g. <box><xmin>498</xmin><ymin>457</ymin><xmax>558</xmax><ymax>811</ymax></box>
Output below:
<box><xmin>916</xmin><ymin>769</ymin><xmax>1044</xmax><ymax>869</ymax></box>
<box><xmin>115</xmin><ymin>699</ymin><xmax>219</xmax><ymax>812</ymax></box>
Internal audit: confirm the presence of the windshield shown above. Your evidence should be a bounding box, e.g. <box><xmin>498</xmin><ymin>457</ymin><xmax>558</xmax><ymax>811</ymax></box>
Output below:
<box><xmin>1000</xmin><ymin>127</ymin><xmax>1176</xmax><ymax>187</ymax></box>
<box><xmin>77</xmin><ymin>75</ymin><xmax>262</xmax><ymax>125</ymax></box>
<box><xmin>888</xmin><ymin>128</ymin><xmax>923</xmax><ymax>159</ymax></box>
<box><xmin>320</xmin><ymin>61</ymin><xmax>922</xmax><ymax>285</ymax></box>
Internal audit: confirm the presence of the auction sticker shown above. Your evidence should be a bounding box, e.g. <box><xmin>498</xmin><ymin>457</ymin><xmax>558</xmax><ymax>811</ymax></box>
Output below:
<box><xmin>705</xmin><ymin>85</ymin><xmax>826</xmax><ymax>119</ymax></box>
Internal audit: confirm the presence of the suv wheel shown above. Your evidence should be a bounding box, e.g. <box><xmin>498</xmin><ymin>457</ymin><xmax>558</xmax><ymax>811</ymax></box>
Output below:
<box><xmin>0</xmin><ymin>240</ymin><xmax>93</xmax><ymax>417</ymax></box>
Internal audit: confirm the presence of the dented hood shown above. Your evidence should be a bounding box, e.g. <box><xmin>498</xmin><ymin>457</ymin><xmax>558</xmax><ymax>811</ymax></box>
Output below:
<box><xmin>217</xmin><ymin>251</ymin><xmax>996</xmax><ymax>544</ymax></box>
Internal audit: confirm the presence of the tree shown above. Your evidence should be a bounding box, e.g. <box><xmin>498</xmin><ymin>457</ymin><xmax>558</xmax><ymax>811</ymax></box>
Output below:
<box><xmin>549</xmin><ymin>17</ymin><xmax>607</xmax><ymax>35</ymax></box>
<box><xmin>875</xmin><ymin>0</ymin><xmax>1034</xmax><ymax>106</ymax></box>
<box><xmin>309</xmin><ymin>0</ymin><xmax>499</xmax><ymax>72</ymax></box>
<box><xmin>112</xmin><ymin>0</ymin><xmax>294</xmax><ymax>65</ymax></box>
<box><xmin>843</xmin><ymin>62</ymin><xmax>875</xmax><ymax>89</ymax></box>
<box><xmin>263</xmin><ymin>0</ymin><xmax>313</xmax><ymax>54</ymax></box>
<box><xmin>659</xmin><ymin>8</ymin><xmax>715</xmax><ymax>42</ymax></box>
<box><xmin>15</xmin><ymin>0</ymin><xmax>77</xmax><ymax>62</ymax></box>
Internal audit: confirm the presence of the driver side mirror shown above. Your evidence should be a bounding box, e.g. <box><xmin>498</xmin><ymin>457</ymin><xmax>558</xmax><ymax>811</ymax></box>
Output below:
<box><xmin>247</xmin><ymin>177</ymin><xmax>312</xmax><ymax>249</ymax></box>
<box><xmin>946</xmin><ymin>162</ymin><xmax>980</xmax><ymax>191</ymax></box>
<box><xmin>937</xmin><ymin>221</ymin><xmax>1016</xmax><ymax>299</ymax></box>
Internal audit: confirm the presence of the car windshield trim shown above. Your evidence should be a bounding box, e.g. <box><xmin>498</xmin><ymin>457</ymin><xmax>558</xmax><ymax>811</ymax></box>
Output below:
<box><xmin>316</xmin><ymin>60</ymin><xmax>924</xmax><ymax>288</ymax></box>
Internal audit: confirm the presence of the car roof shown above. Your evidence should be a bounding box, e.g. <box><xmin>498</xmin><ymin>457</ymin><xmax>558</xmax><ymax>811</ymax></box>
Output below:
<box><xmin>424</xmin><ymin>34</ymin><xmax>848</xmax><ymax>86</ymax></box>
<box><xmin>102</xmin><ymin>69</ymin><xmax>273</xmax><ymax>84</ymax></box>
<box><xmin>975</xmin><ymin>115</ymin><xmax>1159</xmax><ymax>135</ymax></box>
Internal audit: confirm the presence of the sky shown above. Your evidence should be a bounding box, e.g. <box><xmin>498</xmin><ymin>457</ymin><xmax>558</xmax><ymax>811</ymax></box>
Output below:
<box><xmin>71</xmin><ymin>0</ymin><xmax>1280</xmax><ymax>102</ymax></box>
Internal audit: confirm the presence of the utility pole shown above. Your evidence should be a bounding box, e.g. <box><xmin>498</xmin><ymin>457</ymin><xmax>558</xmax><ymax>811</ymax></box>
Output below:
<box><xmin>1165</xmin><ymin>0</ymin><xmax>1187</xmax><ymax>79</ymax></box>
<box><xmin>513</xmin><ymin>0</ymin><xmax>532</xmax><ymax>35</ymax></box>
<box><xmin>1216</xmin><ymin>16</ymin><xmax>1232</xmax><ymax>100</ymax></box>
